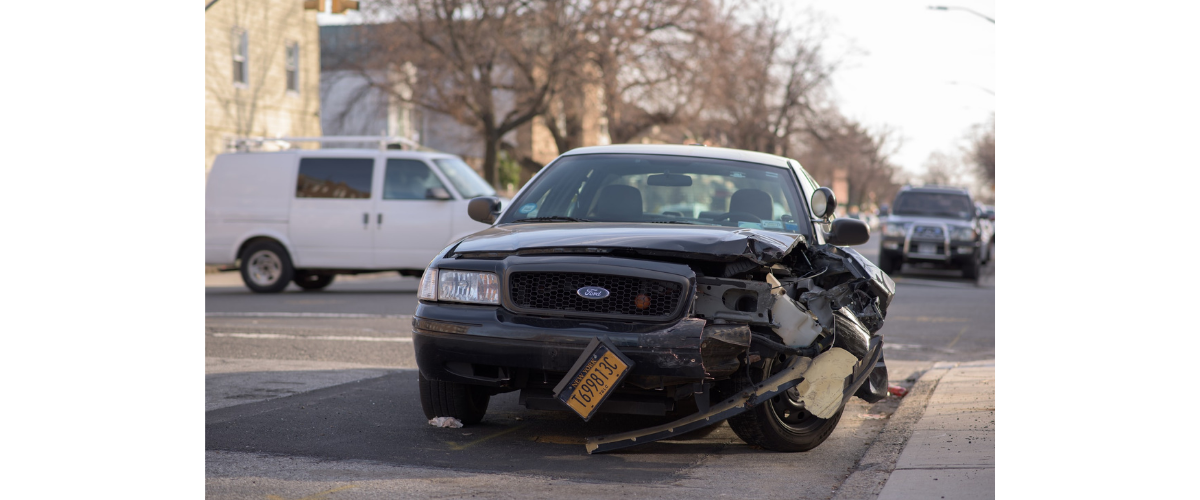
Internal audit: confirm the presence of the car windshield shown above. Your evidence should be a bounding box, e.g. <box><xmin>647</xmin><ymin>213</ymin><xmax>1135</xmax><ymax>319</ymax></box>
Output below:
<box><xmin>498</xmin><ymin>153</ymin><xmax>808</xmax><ymax>234</ymax></box>
<box><xmin>893</xmin><ymin>192</ymin><xmax>974</xmax><ymax>220</ymax></box>
<box><xmin>433</xmin><ymin>158</ymin><xmax>496</xmax><ymax>199</ymax></box>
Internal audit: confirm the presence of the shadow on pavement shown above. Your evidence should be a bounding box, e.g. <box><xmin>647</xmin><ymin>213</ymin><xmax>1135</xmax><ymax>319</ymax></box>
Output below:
<box><xmin>205</xmin><ymin>372</ymin><xmax>737</xmax><ymax>484</ymax></box>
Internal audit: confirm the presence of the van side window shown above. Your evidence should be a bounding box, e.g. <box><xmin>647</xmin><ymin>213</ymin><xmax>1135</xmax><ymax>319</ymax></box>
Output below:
<box><xmin>384</xmin><ymin>160</ymin><xmax>449</xmax><ymax>200</ymax></box>
<box><xmin>296</xmin><ymin>158</ymin><xmax>374</xmax><ymax>199</ymax></box>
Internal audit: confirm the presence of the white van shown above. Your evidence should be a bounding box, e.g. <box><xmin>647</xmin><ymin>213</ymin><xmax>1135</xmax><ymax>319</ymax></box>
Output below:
<box><xmin>205</xmin><ymin>146</ymin><xmax>502</xmax><ymax>293</ymax></box>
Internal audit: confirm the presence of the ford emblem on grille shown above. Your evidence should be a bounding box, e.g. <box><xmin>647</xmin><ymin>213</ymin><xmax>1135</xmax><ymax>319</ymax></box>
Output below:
<box><xmin>577</xmin><ymin>286</ymin><xmax>610</xmax><ymax>299</ymax></box>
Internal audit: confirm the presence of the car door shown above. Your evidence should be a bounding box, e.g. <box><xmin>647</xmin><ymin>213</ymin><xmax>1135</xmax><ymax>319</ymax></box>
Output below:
<box><xmin>372</xmin><ymin>158</ymin><xmax>455</xmax><ymax>269</ymax></box>
<box><xmin>288</xmin><ymin>155</ymin><xmax>379</xmax><ymax>268</ymax></box>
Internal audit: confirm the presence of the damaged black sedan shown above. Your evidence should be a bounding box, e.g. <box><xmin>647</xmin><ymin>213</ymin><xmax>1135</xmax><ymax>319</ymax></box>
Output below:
<box><xmin>413</xmin><ymin>144</ymin><xmax>895</xmax><ymax>453</ymax></box>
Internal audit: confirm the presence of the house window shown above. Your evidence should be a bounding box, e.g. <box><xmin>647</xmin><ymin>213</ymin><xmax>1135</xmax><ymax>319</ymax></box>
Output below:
<box><xmin>285</xmin><ymin>42</ymin><xmax>299</xmax><ymax>92</ymax></box>
<box><xmin>232</xmin><ymin>28</ymin><xmax>248</xmax><ymax>85</ymax></box>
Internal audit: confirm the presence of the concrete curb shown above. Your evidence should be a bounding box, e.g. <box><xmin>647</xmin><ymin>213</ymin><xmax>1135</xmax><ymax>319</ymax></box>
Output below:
<box><xmin>831</xmin><ymin>363</ymin><xmax>953</xmax><ymax>500</ymax></box>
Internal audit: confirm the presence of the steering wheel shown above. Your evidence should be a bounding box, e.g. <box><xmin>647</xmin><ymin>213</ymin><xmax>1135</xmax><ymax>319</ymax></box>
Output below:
<box><xmin>715</xmin><ymin>211</ymin><xmax>763</xmax><ymax>225</ymax></box>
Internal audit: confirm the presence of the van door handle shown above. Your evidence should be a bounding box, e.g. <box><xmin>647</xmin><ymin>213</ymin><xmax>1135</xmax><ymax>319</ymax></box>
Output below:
<box><xmin>377</xmin><ymin>213</ymin><xmax>383</xmax><ymax>227</ymax></box>
<box><xmin>363</xmin><ymin>212</ymin><xmax>369</xmax><ymax>228</ymax></box>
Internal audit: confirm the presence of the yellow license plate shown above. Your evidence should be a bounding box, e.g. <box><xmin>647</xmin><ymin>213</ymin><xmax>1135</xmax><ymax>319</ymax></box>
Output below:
<box><xmin>553</xmin><ymin>339</ymin><xmax>634</xmax><ymax>421</ymax></box>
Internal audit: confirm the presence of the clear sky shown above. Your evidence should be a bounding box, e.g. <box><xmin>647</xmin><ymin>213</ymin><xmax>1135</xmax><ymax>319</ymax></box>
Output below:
<box><xmin>784</xmin><ymin>0</ymin><xmax>995</xmax><ymax>177</ymax></box>
<box><xmin>320</xmin><ymin>1</ymin><xmax>996</xmax><ymax>178</ymax></box>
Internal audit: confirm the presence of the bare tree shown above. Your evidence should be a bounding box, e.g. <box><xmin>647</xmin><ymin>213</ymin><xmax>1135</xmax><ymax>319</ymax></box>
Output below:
<box><xmin>921</xmin><ymin>151</ymin><xmax>966</xmax><ymax>187</ymax></box>
<box><xmin>797</xmin><ymin>114</ymin><xmax>903</xmax><ymax>207</ymax></box>
<box><xmin>966</xmin><ymin>113</ymin><xmax>995</xmax><ymax>190</ymax></box>
<box><xmin>360</xmin><ymin>0</ymin><xmax>594</xmax><ymax>186</ymax></box>
<box><xmin>689</xmin><ymin>3</ymin><xmax>839</xmax><ymax>156</ymax></box>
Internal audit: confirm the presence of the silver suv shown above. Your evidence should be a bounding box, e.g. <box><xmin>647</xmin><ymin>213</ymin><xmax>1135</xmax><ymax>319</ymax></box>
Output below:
<box><xmin>877</xmin><ymin>186</ymin><xmax>992</xmax><ymax>279</ymax></box>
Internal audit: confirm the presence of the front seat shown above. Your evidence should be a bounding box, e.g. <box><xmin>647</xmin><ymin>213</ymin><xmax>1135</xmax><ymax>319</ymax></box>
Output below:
<box><xmin>729</xmin><ymin>189</ymin><xmax>773</xmax><ymax>220</ymax></box>
<box><xmin>591</xmin><ymin>185</ymin><xmax>644</xmax><ymax>221</ymax></box>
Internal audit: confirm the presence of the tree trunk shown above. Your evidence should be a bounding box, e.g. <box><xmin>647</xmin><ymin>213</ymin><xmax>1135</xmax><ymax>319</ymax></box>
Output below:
<box><xmin>483</xmin><ymin>130</ymin><xmax>499</xmax><ymax>188</ymax></box>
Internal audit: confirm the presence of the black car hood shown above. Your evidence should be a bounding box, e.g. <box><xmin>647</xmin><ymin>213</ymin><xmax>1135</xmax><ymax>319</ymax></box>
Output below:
<box><xmin>451</xmin><ymin>223</ymin><xmax>805</xmax><ymax>264</ymax></box>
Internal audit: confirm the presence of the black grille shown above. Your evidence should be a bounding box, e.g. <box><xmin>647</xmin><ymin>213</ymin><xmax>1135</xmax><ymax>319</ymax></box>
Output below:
<box><xmin>913</xmin><ymin>225</ymin><xmax>945</xmax><ymax>239</ymax></box>
<box><xmin>508</xmin><ymin>272</ymin><xmax>683</xmax><ymax>319</ymax></box>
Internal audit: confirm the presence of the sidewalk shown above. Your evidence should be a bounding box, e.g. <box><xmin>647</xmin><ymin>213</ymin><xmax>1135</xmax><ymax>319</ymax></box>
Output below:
<box><xmin>878</xmin><ymin>360</ymin><xmax>995</xmax><ymax>499</ymax></box>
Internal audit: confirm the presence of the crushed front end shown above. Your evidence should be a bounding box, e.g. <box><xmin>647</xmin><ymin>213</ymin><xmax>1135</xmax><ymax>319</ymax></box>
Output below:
<box><xmin>413</xmin><ymin>225</ymin><xmax>894</xmax><ymax>452</ymax></box>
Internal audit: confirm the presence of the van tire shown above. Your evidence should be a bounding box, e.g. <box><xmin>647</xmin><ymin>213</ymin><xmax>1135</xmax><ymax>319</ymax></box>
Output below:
<box><xmin>239</xmin><ymin>241</ymin><xmax>294</xmax><ymax>293</ymax></box>
<box><xmin>293</xmin><ymin>271</ymin><xmax>335</xmax><ymax>290</ymax></box>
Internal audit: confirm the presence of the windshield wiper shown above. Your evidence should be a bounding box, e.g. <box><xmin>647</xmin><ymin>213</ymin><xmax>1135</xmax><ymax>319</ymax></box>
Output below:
<box><xmin>649</xmin><ymin>220</ymin><xmax>705</xmax><ymax>225</ymax></box>
<box><xmin>511</xmin><ymin>216</ymin><xmax>594</xmax><ymax>224</ymax></box>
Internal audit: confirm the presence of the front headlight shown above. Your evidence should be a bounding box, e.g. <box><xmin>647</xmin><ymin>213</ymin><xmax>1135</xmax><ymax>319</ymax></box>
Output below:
<box><xmin>882</xmin><ymin>223</ymin><xmax>909</xmax><ymax>237</ymax></box>
<box><xmin>949</xmin><ymin>226</ymin><xmax>977</xmax><ymax>241</ymax></box>
<box><xmin>437</xmin><ymin>270</ymin><xmax>500</xmax><ymax>304</ymax></box>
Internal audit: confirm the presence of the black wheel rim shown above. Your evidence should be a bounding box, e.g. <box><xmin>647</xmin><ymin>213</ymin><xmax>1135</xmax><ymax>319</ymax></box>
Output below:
<box><xmin>763</xmin><ymin>356</ymin><xmax>829</xmax><ymax>434</ymax></box>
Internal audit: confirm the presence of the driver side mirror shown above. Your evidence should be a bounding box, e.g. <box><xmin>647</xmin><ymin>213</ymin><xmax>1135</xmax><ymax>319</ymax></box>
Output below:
<box><xmin>824</xmin><ymin>217</ymin><xmax>870</xmax><ymax>246</ymax></box>
<box><xmin>810</xmin><ymin>187</ymin><xmax>837</xmax><ymax>219</ymax></box>
<box><xmin>468</xmin><ymin>196</ymin><xmax>502</xmax><ymax>224</ymax></box>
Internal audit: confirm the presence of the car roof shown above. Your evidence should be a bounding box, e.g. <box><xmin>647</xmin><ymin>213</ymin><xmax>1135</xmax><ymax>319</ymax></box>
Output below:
<box><xmin>560</xmin><ymin>144</ymin><xmax>793</xmax><ymax>168</ymax></box>
<box><xmin>219</xmin><ymin>149</ymin><xmax>456</xmax><ymax>159</ymax></box>
<box><xmin>899</xmin><ymin>185</ymin><xmax>971</xmax><ymax>195</ymax></box>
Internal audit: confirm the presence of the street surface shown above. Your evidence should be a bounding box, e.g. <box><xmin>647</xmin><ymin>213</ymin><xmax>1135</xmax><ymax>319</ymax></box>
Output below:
<box><xmin>206</xmin><ymin>233</ymin><xmax>994</xmax><ymax>498</ymax></box>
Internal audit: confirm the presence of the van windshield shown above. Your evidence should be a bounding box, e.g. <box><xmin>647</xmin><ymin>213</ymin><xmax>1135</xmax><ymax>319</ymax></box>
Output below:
<box><xmin>433</xmin><ymin>158</ymin><xmax>496</xmax><ymax>199</ymax></box>
<box><xmin>498</xmin><ymin>154</ymin><xmax>808</xmax><ymax>235</ymax></box>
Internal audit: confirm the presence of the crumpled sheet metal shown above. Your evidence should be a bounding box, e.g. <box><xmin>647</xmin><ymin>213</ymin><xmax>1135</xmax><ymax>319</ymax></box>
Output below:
<box><xmin>585</xmin><ymin>355</ymin><xmax>815</xmax><ymax>454</ymax></box>
<box><xmin>791</xmin><ymin>347</ymin><xmax>857</xmax><ymax>418</ymax></box>
<box><xmin>815</xmin><ymin>245</ymin><xmax>896</xmax><ymax>312</ymax></box>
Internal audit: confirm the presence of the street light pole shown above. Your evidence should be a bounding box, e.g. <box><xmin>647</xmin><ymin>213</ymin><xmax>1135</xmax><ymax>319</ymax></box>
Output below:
<box><xmin>928</xmin><ymin>5</ymin><xmax>995</xmax><ymax>24</ymax></box>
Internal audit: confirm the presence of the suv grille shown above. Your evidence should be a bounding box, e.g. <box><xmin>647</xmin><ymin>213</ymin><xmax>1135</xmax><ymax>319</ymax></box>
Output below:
<box><xmin>912</xmin><ymin>225</ymin><xmax>945</xmax><ymax>239</ymax></box>
<box><xmin>508</xmin><ymin>272</ymin><xmax>684</xmax><ymax>319</ymax></box>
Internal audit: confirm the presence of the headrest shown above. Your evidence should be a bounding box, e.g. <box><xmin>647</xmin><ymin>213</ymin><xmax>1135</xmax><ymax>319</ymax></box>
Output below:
<box><xmin>729</xmin><ymin>189</ymin><xmax>773</xmax><ymax>220</ymax></box>
<box><xmin>593</xmin><ymin>185</ymin><xmax>644</xmax><ymax>221</ymax></box>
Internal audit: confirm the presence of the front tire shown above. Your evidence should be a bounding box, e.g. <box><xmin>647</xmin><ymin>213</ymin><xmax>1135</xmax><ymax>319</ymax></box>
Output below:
<box><xmin>962</xmin><ymin>250</ymin><xmax>981</xmax><ymax>280</ymax></box>
<box><xmin>419</xmin><ymin>373</ymin><xmax>490</xmax><ymax>425</ymax></box>
<box><xmin>878</xmin><ymin>250</ymin><xmax>899</xmax><ymax>275</ymax></box>
<box><xmin>724</xmin><ymin>355</ymin><xmax>845</xmax><ymax>452</ymax></box>
<box><xmin>239</xmin><ymin>241</ymin><xmax>294</xmax><ymax>293</ymax></box>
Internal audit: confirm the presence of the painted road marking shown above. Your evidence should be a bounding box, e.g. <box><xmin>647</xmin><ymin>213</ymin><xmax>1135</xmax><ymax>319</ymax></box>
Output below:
<box><xmin>210</xmin><ymin>333</ymin><xmax>412</xmax><ymax>343</ymax></box>
<box><xmin>206</xmin><ymin>312</ymin><xmax>408</xmax><ymax>318</ymax></box>
<box><xmin>446</xmin><ymin>424</ymin><xmax>526</xmax><ymax>450</ymax></box>
<box><xmin>891</xmin><ymin>278</ymin><xmax>981</xmax><ymax>289</ymax></box>
<box><xmin>267</xmin><ymin>485</ymin><xmax>357</xmax><ymax>500</ymax></box>
<box><xmin>889</xmin><ymin>316</ymin><xmax>969</xmax><ymax>323</ymax></box>
<box><xmin>946</xmin><ymin>326</ymin><xmax>968</xmax><ymax>349</ymax></box>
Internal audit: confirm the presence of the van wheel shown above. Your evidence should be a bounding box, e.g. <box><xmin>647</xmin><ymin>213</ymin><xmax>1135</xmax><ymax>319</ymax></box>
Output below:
<box><xmin>239</xmin><ymin>241</ymin><xmax>294</xmax><ymax>293</ymax></box>
<box><xmin>419</xmin><ymin>372</ymin><xmax>489</xmax><ymax>425</ymax></box>
<box><xmin>293</xmin><ymin>271</ymin><xmax>334</xmax><ymax>290</ymax></box>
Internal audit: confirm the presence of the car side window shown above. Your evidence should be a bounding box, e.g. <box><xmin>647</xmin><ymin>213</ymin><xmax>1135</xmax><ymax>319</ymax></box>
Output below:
<box><xmin>296</xmin><ymin>158</ymin><xmax>374</xmax><ymax>199</ymax></box>
<box><xmin>383</xmin><ymin>160</ymin><xmax>449</xmax><ymax>200</ymax></box>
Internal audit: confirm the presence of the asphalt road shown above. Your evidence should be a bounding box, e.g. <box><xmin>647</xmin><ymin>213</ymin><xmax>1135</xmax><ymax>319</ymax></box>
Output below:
<box><xmin>205</xmin><ymin>233</ymin><xmax>994</xmax><ymax>498</ymax></box>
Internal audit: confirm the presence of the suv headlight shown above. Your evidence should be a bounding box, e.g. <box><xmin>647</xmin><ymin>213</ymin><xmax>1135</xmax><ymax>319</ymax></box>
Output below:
<box><xmin>882</xmin><ymin>223</ymin><xmax>909</xmax><ymax>237</ymax></box>
<box><xmin>949</xmin><ymin>226</ymin><xmax>977</xmax><ymax>241</ymax></box>
<box><xmin>435</xmin><ymin>270</ymin><xmax>500</xmax><ymax>304</ymax></box>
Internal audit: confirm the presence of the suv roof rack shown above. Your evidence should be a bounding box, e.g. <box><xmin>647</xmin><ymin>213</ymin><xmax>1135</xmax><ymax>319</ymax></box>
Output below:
<box><xmin>227</xmin><ymin>135</ymin><xmax>438</xmax><ymax>153</ymax></box>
